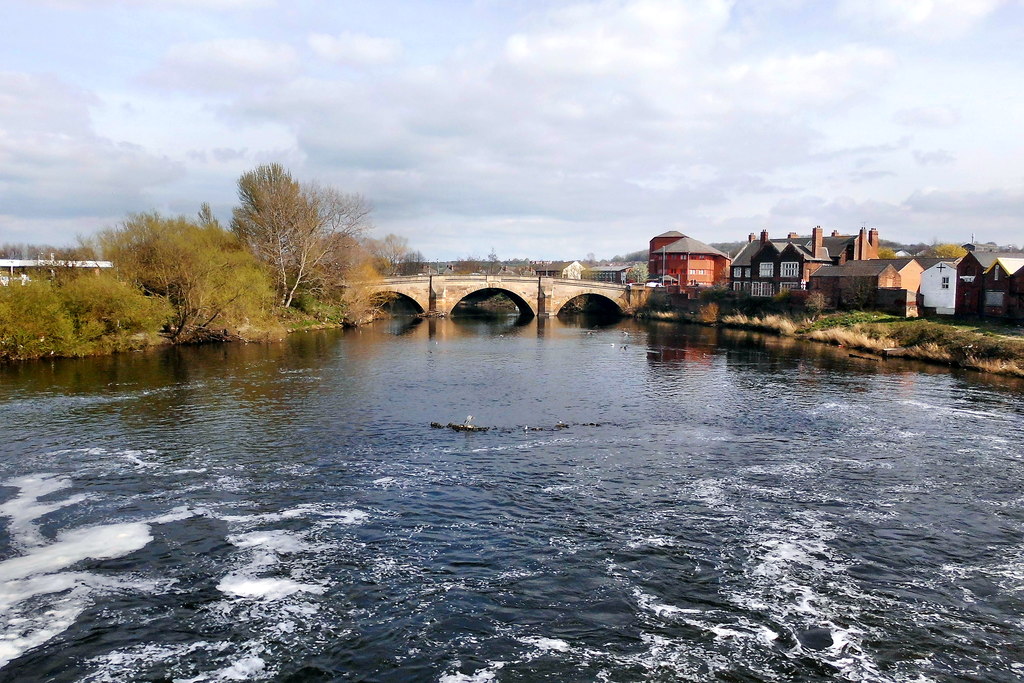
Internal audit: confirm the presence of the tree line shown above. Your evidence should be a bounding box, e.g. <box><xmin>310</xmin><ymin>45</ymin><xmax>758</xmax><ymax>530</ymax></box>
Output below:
<box><xmin>0</xmin><ymin>164</ymin><xmax>418</xmax><ymax>360</ymax></box>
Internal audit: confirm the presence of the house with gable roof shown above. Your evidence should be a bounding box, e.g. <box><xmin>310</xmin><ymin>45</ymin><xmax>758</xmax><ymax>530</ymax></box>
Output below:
<box><xmin>648</xmin><ymin>231</ymin><xmax>730</xmax><ymax>288</ymax></box>
<box><xmin>956</xmin><ymin>247</ymin><xmax>1024</xmax><ymax>318</ymax></box>
<box><xmin>731</xmin><ymin>226</ymin><xmax>880</xmax><ymax>296</ymax></box>
<box><xmin>920</xmin><ymin>259</ymin><xmax>962</xmax><ymax>315</ymax></box>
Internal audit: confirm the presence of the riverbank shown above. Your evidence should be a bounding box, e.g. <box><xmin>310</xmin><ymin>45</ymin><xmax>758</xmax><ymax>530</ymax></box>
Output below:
<box><xmin>643</xmin><ymin>308</ymin><xmax>1024</xmax><ymax>378</ymax></box>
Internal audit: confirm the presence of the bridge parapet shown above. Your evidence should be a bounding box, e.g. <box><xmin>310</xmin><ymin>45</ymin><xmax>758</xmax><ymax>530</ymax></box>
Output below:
<box><xmin>368</xmin><ymin>275</ymin><xmax>644</xmax><ymax>317</ymax></box>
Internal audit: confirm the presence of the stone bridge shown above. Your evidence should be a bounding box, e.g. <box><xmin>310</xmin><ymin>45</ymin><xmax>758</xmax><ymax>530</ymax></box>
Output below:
<box><xmin>368</xmin><ymin>275</ymin><xmax>649</xmax><ymax>317</ymax></box>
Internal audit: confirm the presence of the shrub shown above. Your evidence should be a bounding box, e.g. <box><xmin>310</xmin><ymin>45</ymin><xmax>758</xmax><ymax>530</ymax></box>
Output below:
<box><xmin>0</xmin><ymin>282</ymin><xmax>76</xmax><ymax>359</ymax></box>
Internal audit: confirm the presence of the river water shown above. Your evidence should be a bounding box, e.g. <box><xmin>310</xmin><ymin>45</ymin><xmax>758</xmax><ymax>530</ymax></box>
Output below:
<box><xmin>1</xmin><ymin>315</ymin><xmax>1023</xmax><ymax>682</ymax></box>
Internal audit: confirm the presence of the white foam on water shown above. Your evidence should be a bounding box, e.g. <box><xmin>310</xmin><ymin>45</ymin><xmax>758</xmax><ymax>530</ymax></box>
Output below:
<box><xmin>0</xmin><ymin>570</ymin><xmax>167</xmax><ymax>670</ymax></box>
<box><xmin>0</xmin><ymin>472</ymin><xmax>158</xmax><ymax>670</ymax></box>
<box><xmin>0</xmin><ymin>473</ymin><xmax>87</xmax><ymax>548</ymax></box>
<box><xmin>632</xmin><ymin>587</ymin><xmax>702</xmax><ymax>618</ymax></box>
<box><xmin>227</xmin><ymin>530</ymin><xmax>309</xmax><ymax>555</ymax></box>
<box><xmin>439</xmin><ymin>661</ymin><xmax>506</xmax><ymax>682</ymax></box>
<box><xmin>541</xmin><ymin>484</ymin><xmax>574</xmax><ymax>493</ymax></box>
<box><xmin>217</xmin><ymin>575</ymin><xmax>325</xmax><ymax>600</ymax></box>
<box><xmin>82</xmin><ymin>641</ymin><xmax>224</xmax><ymax>683</ymax></box>
<box><xmin>520</xmin><ymin>636</ymin><xmax>570</xmax><ymax>652</ymax></box>
<box><xmin>218</xmin><ymin>505</ymin><xmax>368</xmax><ymax>527</ymax></box>
<box><xmin>321</xmin><ymin>509</ymin><xmax>369</xmax><ymax>524</ymax></box>
<box><xmin>626</xmin><ymin>535</ymin><xmax>674</xmax><ymax>549</ymax></box>
<box><xmin>0</xmin><ymin>522</ymin><xmax>152</xmax><ymax>582</ymax></box>
<box><xmin>172</xmin><ymin>468</ymin><xmax>208</xmax><ymax>474</ymax></box>
<box><xmin>148</xmin><ymin>506</ymin><xmax>204</xmax><ymax>525</ymax></box>
<box><xmin>209</xmin><ymin>654</ymin><xmax>266</xmax><ymax>680</ymax></box>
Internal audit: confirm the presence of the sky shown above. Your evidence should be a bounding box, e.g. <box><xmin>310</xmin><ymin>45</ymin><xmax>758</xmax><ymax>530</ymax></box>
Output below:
<box><xmin>1</xmin><ymin>0</ymin><xmax>1022</xmax><ymax>260</ymax></box>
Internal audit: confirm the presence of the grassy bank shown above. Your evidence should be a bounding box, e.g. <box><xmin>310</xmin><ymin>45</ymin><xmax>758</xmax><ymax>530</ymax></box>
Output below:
<box><xmin>717</xmin><ymin>310</ymin><xmax>1024</xmax><ymax>377</ymax></box>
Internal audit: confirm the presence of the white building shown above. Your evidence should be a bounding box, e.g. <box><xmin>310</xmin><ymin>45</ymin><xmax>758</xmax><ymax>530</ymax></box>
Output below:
<box><xmin>919</xmin><ymin>260</ymin><xmax>959</xmax><ymax>315</ymax></box>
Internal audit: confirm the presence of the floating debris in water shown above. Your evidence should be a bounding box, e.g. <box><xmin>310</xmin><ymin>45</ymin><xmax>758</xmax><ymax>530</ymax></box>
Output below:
<box><xmin>430</xmin><ymin>421</ymin><xmax>603</xmax><ymax>432</ymax></box>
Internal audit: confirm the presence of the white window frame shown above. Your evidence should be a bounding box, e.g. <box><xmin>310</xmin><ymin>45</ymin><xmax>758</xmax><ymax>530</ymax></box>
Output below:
<box><xmin>759</xmin><ymin>262</ymin><xmax>774</xmax><ymax>277</ymax></box>
<box><xmin>780</xmin><ymin>261</ymin><xmax>800</xmax><ymax>278</ymax></box>
<box><xmin>941</xmin><ymin>276</ymin><xmax>950</xmax><ymax>290</ymax></box>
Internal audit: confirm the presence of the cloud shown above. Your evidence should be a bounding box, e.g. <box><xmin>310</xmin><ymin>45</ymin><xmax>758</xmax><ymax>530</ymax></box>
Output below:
<box><xmin>308</xmin><ymin>32</ymin><xmax>402</xmax><ymax>66</ymax></box>
<box><xmin>905</xmin><ymin>187</ymin><xmax>1024</xmax><ymax>216</ymax></box>
<box><xmin>145</xmin><ymin>39</ymin><xmax>299</xmax><ymax>93</ymax></box>
<box><xmin>720</xmin><ymin>45</ymin><xmax>895</xmax><ymax>114</ymax></box>
<box><xmin>0</xmin><ymin>72</ymin><xmax>95</xmax><ymax>136</ymax></box>
<box><xmin>41</xmin><ymin>0</ymin><xmax>273</xmax><ymax>8</ymax></box>
<box><xmin>0</xmin><ymin>73</ymin><xmax>183</xmax><ymax>222</ymax></box>
<box><xmin>913</xmin><ymin>149</ymin><xmax>956</xmax><ymax>165</ymax></box>
<box><xmin>502</xmin><ymin>0</ymin><xmax>732</xmax><ymax>77</ymax></box>
<box><xmin>894</xmin><ymin>106</ymin><xmax>961</xmax><ymax>127</ymax></box>
<box><xmin>837</xmin><ymin>0</ymin><xmax>1009</xmax><ymax>39</ymax></box>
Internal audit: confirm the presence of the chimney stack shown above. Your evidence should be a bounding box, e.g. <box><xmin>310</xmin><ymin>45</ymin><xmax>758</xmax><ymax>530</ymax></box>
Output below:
<box><xmin>748</xmin><ymin>232</ymin><xmax>756</xmax><ymax>243</ymax></box>
<box><xmin>788</xmin><ymin>232</ymin><xmax>799</xmax><ymax>239</ymax></box>
<box><xmin>868</xmin><ymin>228</ymin><xmax>879</xmax><ymax>246</ymax></box>
<box><xmin>831</xmin><ymin>230</ymin><xmax>840</xmax><ymax>237</ymax></box>
<box><xmin>812</xmin><ymin>226</ymin><xmax>826</xmax><ymax>259</ymax></box>
<box><xmin>760</xmin><ymin>230</ymin><xmax>769</xmax><ymax>244</ymax></box>
<box><xmin>858</xmin><ymin>227</ymin><xmax>868</xmax><ymax>260</ymax></box>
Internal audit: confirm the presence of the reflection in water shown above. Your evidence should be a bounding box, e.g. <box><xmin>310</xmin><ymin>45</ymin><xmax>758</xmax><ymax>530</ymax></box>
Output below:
<box><xmin>1</xmin><ymin>317</ymin><xmax>1023</xmax><ymax>682</ymax></box>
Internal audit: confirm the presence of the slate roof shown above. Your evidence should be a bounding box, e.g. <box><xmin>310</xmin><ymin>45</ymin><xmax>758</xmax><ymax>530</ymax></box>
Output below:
<box><xmin>589</xmin><ymin>265</ymin><xmax>633</xmax><ymax>273</ymax></box>
<box><xmin>810</xmin><ymin>261</ymin><xmax>895</xmax><ymax>278</ymax></box>
<box><xmin>653</xmin><ymin>230</ymin><xmax>685</xmax><ymax>239</ymax></box>
<box><xmin>970</xmin><ymin>251</ymin><xmax>1024</xmax><ymax>269</ymax></box>
<box><xmin>913</xmin><ymin>257</ymin><xmax>953</xmax><ymax>270</ymax></box>
<box><xmin>655</xmin><ymin>235</ymin><xmax>728</xmax><ymax>258</ymax></box>
<box><xmin>731</xmin><ymin>235</ymin><xmax>836</xmax><ymax>267</ymax></box>
<box><xmin>866</xmin><ymin>258</ymin><xmax>918</xmax><ymax>271</ymax></box>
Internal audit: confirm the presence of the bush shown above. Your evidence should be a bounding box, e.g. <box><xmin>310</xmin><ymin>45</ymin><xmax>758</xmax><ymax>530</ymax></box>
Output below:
<box><xmin>0</xmin><ymin>282</ymin><xmax>76</xmax><ymax>359</ymax></box>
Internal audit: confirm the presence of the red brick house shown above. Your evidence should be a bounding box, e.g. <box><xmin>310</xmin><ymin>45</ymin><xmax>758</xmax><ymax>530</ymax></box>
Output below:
<box><xmin>808</xmin><ymin>261</ymin><xmax>902</xmax><ymax>308</ymax></box>
<box><xmin>648</xmin><ymin>232</ymin><xmax>730</xmax><ymax>288</ymax></box>
<box><xmin>956</xmin><ymin>250</ymin><xmax>1024</xmax><ymax>318</ymax></box>
<box><xmin>731</xmin><ymin>227</ymin><xmax>880</xmax><ymax>296</ymax></box>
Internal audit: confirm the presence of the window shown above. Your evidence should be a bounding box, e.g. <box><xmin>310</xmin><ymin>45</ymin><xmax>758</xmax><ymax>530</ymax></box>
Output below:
<box><xmin>780</xmin><ymin>261</ymin><xmax>800</xmax><ymax>278</ymax></box>
<box><xmin>743</xmin><ymin>267</ymin><xmax>750</xmax><ymax>278</ymax></box>
<box><xmin>941</xmin><ymin>276</ymin><xmax>950</xmax><ymax>290</ymax></box>
<box><xmin>759</xmin><ymin>262</ymin><xmax>774</xmax><ymax>277</ymax></box>
<box><xmin>985</xmin><ymin>290</ymin><xmax>1005</xmax><ymax>307</ymax></box>
<box><xmin>779</xmin><ymin>282</ymin><xmax>801</xmax><ymax>291</ymax></box>
<box><xmin>732</xmin><ymin>267</ymin><xmax>742</xmax><ymax>278</ymax></box>
<box><xmin>751</xmin><ymin>281</ymin><xmax>774</xmax><ymax>297</ymax></box>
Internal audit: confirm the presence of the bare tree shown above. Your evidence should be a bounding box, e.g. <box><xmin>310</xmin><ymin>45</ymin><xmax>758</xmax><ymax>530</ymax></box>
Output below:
<box><xmin>231</xmin><ymin>164</ymin><xmax>371</xmax><ymax>308</ymax></box>
<box><xmin>366</xmin><ymin>233</ymin><xmax>412</xmax><ymax>277</ymax></box>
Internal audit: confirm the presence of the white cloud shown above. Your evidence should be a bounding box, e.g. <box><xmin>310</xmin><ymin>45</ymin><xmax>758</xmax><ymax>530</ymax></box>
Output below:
<box><xmin>41</xmin><ymin>0</ymin><xmax>273</xmax><ymax>8</ymax></box>
<box><xmin>145</xmin><ymin>39</ymin><xmax>299</xmax><ymax>93</ymax></box>
<box><xmin>720</xmin><ymin>45</ymin><xmax>895</xmax><ymax>114</ymax></box>
<box><xmin>0</xmin><ymin>73</ymin><xmax>182</xmax><ymax>223</ymax></box>
<box><xmin>913</xmin><ymin>149</ymin><xmax>956</xmax><ymax>165</ymax></box>
<box><xmin>308</xmin><ymin>32</ymin><xmax>402</xmax><ymax>66</ymax></box>
<box><xmin>837</xmin><ymin>0</ymin><xmax>1008</xmax><ymax>39</ymax></box>
<box><xmin>503</xmin><ymin>0</ymin><xmax>733</xmax><ymax>77</ymax></box>
<box><xmin>894</xmin><ymin>105</ymin><xmax>961</xmax><ymax>127</ymax></box>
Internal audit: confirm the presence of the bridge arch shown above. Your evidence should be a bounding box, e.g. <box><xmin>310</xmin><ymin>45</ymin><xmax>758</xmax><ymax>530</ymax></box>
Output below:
<box><xmin>450</xmin><ymin>287</ymin><xmax>536</xmax><ymax>318</ymax></box>
<box><xmin>380</xmin><ymin>292</ymin><xmax>426</xmax><ymax>315</ymax></box>
<box><xmin>554</xmin><ymin>292</ymin><xmax>624</xmax><ymax>316</ymax></box>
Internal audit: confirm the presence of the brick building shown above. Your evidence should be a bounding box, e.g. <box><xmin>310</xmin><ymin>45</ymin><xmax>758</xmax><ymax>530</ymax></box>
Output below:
<box><xmin>956</xmin><ymin>250</ymin><xmax>1024</xmax><ymax>318</ymax></box>
<box><xmin>648</xmin><ymin>232</ymin><xmax>730</xmax><ymax>288</ymax></box>
<box><xmin>731</xmin><ymin>227</ymin><xmax>880</xmax><ymax>296</ymax></box>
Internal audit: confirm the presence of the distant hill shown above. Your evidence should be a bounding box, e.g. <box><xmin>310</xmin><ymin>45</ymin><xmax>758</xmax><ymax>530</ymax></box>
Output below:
<box><xmin>609</xmin><ymin>249</ymin><xmax>648</xmax><ymax>262</ymax></box>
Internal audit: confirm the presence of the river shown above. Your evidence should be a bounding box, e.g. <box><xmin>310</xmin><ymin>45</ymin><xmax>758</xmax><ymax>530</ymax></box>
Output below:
<box><xmin>1</xmin><ymin>315</ymin><xmax>1023</xmax><ymax>682</ymax></box>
